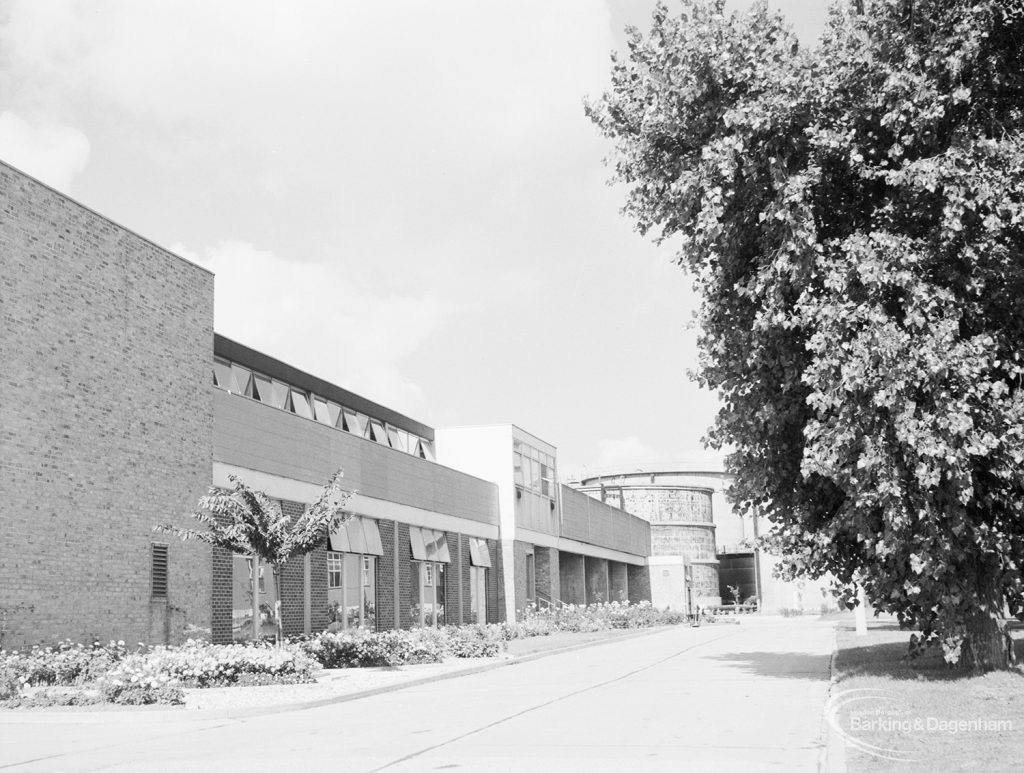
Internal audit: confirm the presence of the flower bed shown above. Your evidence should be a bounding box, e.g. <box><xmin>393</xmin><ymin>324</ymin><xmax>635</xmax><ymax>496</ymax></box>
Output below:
<box><xmin>0</xmin><ymin>602</ymin><xmax>685</xmax><ymax>708</ymax></box>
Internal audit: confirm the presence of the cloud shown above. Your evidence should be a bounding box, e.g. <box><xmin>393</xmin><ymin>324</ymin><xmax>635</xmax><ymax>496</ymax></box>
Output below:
<box><xmin>0</xmin><ymin>111</ymin><xmax>89</xmax><ymax>191</ymax></box>
<box><xmin>173</xmin><ymin>240</ymin><xmax>463</xmax><ymax>419</ymax></box>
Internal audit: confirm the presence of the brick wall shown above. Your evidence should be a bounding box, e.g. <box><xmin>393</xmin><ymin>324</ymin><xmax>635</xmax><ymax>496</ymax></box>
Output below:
<box><xmin>512</xmin><ymin>541</ymin><xmax>530</xmax><ymax>617</ymax></box>
<box><xmin>0</xmin><ymin>162</ymin><xmax>214</xmax><ymax>648</ymax></box>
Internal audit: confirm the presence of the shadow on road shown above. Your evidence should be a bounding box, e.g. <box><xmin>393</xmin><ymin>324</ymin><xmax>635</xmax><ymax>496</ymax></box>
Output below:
<box><xmin>705</xmin><ymin>650</ymin><xmax>832</xmax><ymax>681</ymax></box>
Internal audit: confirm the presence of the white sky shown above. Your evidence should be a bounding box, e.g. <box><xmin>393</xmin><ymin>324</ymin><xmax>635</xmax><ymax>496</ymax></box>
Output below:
<box><xmin>0</xmin><ymin>0</ymin><xmax>828</xmax><ymax>478</ymax></box>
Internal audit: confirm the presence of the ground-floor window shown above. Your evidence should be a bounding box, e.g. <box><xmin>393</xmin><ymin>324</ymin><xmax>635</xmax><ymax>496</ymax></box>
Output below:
<box><xmin>327</xmin><ymin>552</ymin><xmax>376</xmax><ymax>630</ymax></box>
<box><xmin>470</xmin><ymin>566</ymin><xmax>487</xmax><ymax>624</ymax></box>
<box><xmin>467</xmin><ymin>537</ymin><xmax>492</xmax><ymax>623</ymax></box>
<box><xmin>231</xmin><ymin>556</ymin><xmax>277</xmax><ymax>641</ymax></box>
<box><xmin>410</xmin><ymin>561</ymin><xmax>446</xmax><ymax>627</ymax></box>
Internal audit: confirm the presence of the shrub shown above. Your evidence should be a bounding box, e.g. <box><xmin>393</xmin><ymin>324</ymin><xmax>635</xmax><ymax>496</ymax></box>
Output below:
<box><xmin>444</xmin><ymin>626</ymin><xmax>504</xmax><ymax>658</ymax></box>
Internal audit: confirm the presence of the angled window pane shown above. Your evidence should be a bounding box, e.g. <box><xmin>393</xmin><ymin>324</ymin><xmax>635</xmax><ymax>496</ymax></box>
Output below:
<box><xmin>476</xmin><ymin>539</ymin><xmax>492</xmax><ymax>568</ymax></box>
<box><xmin>261</xmin><ymin>377</ymin><xmax>291</xmax><ymax>409</ymax></box>
<box><xmin>363</xmin><ymin>519</ymin><xmax>384</xmax><ymax>556</ymax></box>
<box><xmin>370</xmin><ymin>419</ymin><xmax>388</xmax><ymax>445</ymax></box>
<box><xmin>346</xmin><ymin>518</ymin><xmax>368</xmax><ymax>554</ymax></box>
<box><xmin>327</xmin><ymin>401</ymin><xmax>343</xmax><ymax>428</ymax></box>
<box><xmin>468</xmin><ymin>538</ymin><xmax>480</xmax><ymax>566</ymax></box>
<box><xmin>428</xmin><ymin>529</ymin><xmax>451</xmax><ymax>564</ymax></box>
<box><xmin>213</xmin><ymin>360</ymin><xmax>234</xmax><ymax>391</ymax></box>
<box><xmin>231</xmin><ymin>364</ymin><xmax>253</xmax><ymax>397</ymax></box>
<box><xmin>290</xmin><ymin>390</ymin><xmax>313</xmax><ymax>419</ymax></box>
<box><xmin>420</xmin><ymin>440</ymin><xmax>435</xmax><ymax>462</ymax></box>
<box><xmin>328</xmin><ymin>520</ymin><xmax>351</xmax><ymax>552</ymax></box>
<box><xmin>342</xmin><ymin>408</ymin><xmax>362</xmax><ymax>435</ymax></box>
<box><xmin>252</xmin><ymin>373</ymin><xmax>271</xmax><ymax>402</ymax></box>
<box><xmin>386</xmin><ymin>426</ymin><xmax>401</xmax><ymax>449</ymax></box>
<box><xmin>313</xmin><ymin>397</ymin><xmax>332</xmax><ymax>425</ymax></box>
<box><xmin>409</xmin><ymin>526</ymin><xmax>427</xmax><ymax>561</ymax></box>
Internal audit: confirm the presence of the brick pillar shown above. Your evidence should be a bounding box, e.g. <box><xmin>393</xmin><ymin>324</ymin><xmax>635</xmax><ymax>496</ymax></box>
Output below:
<box><xmin>397</xmin><ymin>523</ymin><xmax>413</xmax><ymax>629</ymax></box>
<box><xmin>460</xmin><ymin>535</ymin><xmax>473</xmax><ymax>624</ymax></box>
<box><xmin>445</xmin><ymin>531</ymin><xmax>461</xmax><ymax>626</ymax></box>
<box><xmin>488</xmin><ymin>538</ymin><xmax>504</xmax><ymax>623</ymax></box>
<box><xmin>376</xmin><ymin>520</ymin><xmax>397</xmax><ymax>631</ymax></box>
<box><xmin>279</xmin><ymin>501</ymin><xmax>306</xmax><ymax>638</ymax></box>
<box><xmin>211</xmin><ymin>545</ymin><xmax>233</xmax><ymax>644</ymax></box>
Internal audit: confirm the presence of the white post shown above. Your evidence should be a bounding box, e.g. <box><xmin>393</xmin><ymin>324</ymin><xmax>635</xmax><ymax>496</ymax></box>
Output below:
<box><xmin>855</xmin><ymin>586</ymin><xmax>868</xmax><ymax>636</ymax></box>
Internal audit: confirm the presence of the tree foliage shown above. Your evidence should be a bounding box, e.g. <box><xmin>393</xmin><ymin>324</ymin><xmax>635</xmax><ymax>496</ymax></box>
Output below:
<box><xmin>587</xmin><ymin>0</ymin><xmax>1024</xmax><ymax>669</ymax></box>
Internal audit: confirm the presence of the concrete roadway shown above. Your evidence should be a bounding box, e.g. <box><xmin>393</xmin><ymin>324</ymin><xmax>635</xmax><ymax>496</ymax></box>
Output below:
<box><xmin>0</xmin><ymin>617</ymin><xmax>836</xmax><ymax>772</ymax></box>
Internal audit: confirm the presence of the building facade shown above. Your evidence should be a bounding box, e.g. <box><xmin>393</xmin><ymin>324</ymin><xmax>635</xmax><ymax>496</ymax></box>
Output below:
<box><xmin>1</xmin><ymin>160</ymin><xmax>654</xmax><ymax>649</ymax></box>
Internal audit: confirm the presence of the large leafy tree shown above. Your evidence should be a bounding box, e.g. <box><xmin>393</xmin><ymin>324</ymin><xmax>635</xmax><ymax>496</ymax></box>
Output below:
<box><xmin>158</xmin><ymin>469</ymin><xmax>355</xmax><ymax>643</ymax></box>
<box><xmin>587</xmin><ymin>0</ymin><xmax>1024</xmax><ymax>670</ymax></box>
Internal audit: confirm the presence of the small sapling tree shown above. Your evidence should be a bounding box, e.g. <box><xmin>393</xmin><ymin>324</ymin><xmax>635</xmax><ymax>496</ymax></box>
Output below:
<box><xmin>157</xmin><ymin>468</ymin><xmax>355</xmax><ymax>643</ymax></box>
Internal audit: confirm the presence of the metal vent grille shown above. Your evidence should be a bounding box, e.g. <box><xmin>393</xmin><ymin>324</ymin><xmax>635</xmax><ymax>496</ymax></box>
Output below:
<box><xmin>152</xmin><ymin>543</ymin><xmax>169</xmax><ymax>598</ymax></box>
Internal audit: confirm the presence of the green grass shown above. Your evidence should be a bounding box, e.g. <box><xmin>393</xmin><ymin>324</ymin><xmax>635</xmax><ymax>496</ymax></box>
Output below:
<box><xmin>830</xmin><ymin>617</ymin><xmax>1024</xmax><ymax>772</ymax></box>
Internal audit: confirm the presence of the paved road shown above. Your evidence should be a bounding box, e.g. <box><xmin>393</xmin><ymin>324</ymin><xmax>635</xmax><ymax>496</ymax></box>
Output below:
<box><xmin>0</xmin><ymin>618</ymin><xmax>836</xmax><ymax>772</ymax></box>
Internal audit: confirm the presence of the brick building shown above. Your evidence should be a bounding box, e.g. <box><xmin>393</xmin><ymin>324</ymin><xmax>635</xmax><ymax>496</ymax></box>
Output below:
<box><xmin>1</xmin><ymin>159</ymin><xmax>654</xmax><ymax>648</ymax></box>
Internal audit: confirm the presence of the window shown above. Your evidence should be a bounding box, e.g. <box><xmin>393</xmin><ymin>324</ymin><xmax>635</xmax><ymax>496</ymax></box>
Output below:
<box><xmin>327</xmin><ymin>551</ymin><xmax>376</xmax><ymax>630</ymax></box>
<box><xmin>470</xmin><ymin>566</ymin><xmax>486</xmax><ymax>624</ymax></box>
<box><xmin>513</xmin><ymin>441</ymin><xmax>557</xmax><ymax>499</ymax></box>
<box><xmin>231</xmin><ymin>556</ymin><xmax>277</xmax><ymax>641</ymax></box>
<box><xmin>411</xmin><ymin>561</ymin><xmax>446</xmax><ymax>627</ymax></box>
<box><xmin>327</xmin><ymin>552</ymin><xmax>343</xmax><ymax>589</ymax></box>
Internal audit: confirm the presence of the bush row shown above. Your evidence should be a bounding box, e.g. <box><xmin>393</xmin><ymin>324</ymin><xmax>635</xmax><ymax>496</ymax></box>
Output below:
<box><xmin>1</xmin><ymin>601</ymin><xmax>685</xmax><ymax>706</ymax></box>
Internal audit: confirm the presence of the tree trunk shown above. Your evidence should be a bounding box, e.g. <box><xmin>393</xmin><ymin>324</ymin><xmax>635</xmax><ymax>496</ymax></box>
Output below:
<box><xmin>959</xmin><ymin>576</ymin><xmax>1010</xmax><ymax>673</ymax></box>
<box><xmin>273</xmin><ymin>562</ymin><xmax>283</xmax><ymax>647</ymax></box>
<box><xmin>251</xmin><ymin>555</ymin><xmax>262</xmax><ymax>643</ymax></box>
